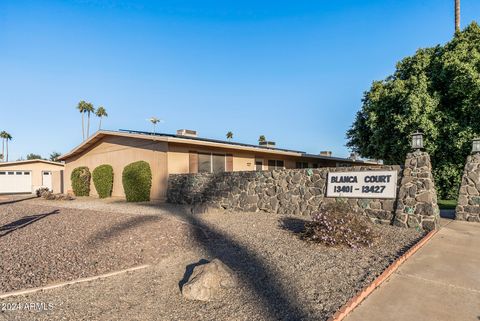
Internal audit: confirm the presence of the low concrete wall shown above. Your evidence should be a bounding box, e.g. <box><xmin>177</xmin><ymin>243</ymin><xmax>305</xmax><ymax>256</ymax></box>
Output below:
<box><xmin>168</xmin><ymin>166</ymin><xmax>402</xmax><ymax>225</ymax></box>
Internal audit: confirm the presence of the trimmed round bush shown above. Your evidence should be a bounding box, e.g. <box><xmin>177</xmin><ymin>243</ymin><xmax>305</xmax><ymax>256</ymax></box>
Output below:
<box><xmin>92</xmin><ymin>164</ymin><xmax>114</xmax><ymax>198</ymax></box>
<box><xmin>122</xmin><ymin>161</ymin><xmax>152</xmax><ymax>202</ymax></box>
<box><xmin>71</xmin><ymin>166</ymin><xmax>91</xmax><ymax>196</ymax></box>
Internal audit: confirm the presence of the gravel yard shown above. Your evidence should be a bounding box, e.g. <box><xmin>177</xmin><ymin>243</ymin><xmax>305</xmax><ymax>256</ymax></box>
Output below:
<box><xmin>0</xmin><ymin>198</ymin><xmax>196</xmax><ymax>293</ymax></box>
<box><xmin>0</xmin><ymin>197</ymin><xmax>424</xmax><ymax>321</ymax></box>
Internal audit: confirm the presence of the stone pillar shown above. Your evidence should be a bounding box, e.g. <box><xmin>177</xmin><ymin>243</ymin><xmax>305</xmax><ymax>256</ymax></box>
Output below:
<box><xmin>455</xmin><ymin>153</ymin><xmax>480</xmax><ymax>222</ymax></box>
<box><xmin>394</xmin><ymin>150</ymin><xmax>440</xmax><ymax>231</ymax></box>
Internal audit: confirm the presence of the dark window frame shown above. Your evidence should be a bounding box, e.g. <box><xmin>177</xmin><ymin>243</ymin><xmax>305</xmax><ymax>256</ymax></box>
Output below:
<box><xmin>268</xmin><ymin>159</ymin><xmax>284</xmax><ymax>170</ymax></box>
<box><xmin>198</xmin><ymin>152</ymin><xmax>226</xmax><ymax>173</ymax></box>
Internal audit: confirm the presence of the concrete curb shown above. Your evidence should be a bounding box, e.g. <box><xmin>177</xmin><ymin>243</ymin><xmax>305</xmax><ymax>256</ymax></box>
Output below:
<box><xmin>327</xmin><ymin>229</ymin><xmax>438</xmax><ymax>321</ymax></box>
<box><xmin>0</xmin><ymin>264</ymin><xmax>150</xmax><ymax>299</ymax></box>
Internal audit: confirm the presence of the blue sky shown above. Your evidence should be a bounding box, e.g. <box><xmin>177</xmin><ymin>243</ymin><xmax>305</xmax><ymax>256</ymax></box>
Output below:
<box><xmin>1</xmin><ymin>0</ymin><xmax>479</xmax><ymax>161</ymax></box>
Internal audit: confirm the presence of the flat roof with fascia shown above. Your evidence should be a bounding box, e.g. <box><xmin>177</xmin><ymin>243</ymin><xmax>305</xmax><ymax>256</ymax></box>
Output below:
<box><xmin>0</xmin><ymin>159</ymin><xmax>64</xmax><ymax>167</ymax></box>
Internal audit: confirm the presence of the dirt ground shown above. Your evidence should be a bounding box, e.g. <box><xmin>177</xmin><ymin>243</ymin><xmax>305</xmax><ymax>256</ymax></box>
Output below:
<box><xmin>0</xmin><ymin>197</ymin><xmax>423</xmax><ymax>321</ymax></box>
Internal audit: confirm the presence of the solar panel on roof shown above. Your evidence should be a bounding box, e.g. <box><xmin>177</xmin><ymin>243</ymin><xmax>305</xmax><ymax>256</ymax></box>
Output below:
<box><xmin>118</xmin><ymin>129</ymin><xmax>305</xmax><ymax>154</ymax></box>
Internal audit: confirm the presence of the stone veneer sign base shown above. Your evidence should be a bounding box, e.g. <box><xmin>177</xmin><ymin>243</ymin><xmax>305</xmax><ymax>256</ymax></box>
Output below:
<box><xmin>393</xmin><ymin>151</ymin><xmax>440</xmax><ymax>231</ymax></box>
<box><xmin>456</xmin><ymin>153</ymin><xmax>480</xmax><ymax>222</ymax></box>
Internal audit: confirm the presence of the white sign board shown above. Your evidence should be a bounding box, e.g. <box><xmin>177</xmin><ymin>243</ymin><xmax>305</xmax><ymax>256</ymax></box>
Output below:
<box><xmin>326</xmin><ymin>171</ymin><xmax>397</xmax><ymax>199</ymax></box>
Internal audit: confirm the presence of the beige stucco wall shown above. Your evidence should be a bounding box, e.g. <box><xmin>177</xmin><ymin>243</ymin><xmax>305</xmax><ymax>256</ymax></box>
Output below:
<box><xmin>167</xmin><ymin>143</ymin><xmax>257</xmax><ymax>173</ymax></box>
<box><xmin>167</xmin><ymin>145</ymin><xmax>191</xmax><ymax>174</ymax></box>
<box><xmin>0</xmin><ymin>162</ymin><xmax>64</xmax><ymax>193</ymax></box>
<box><xmin>51</xmin><ymin>170</ymin><xmax>64</xmax><ymax>194</ymax></box>
<box><xmin>64</xmin><ymin>136</ymin><xmax>168</xmax><ymax>200</ymax></box>
<box><xmin>166</xmin><ymin>143</ymin><xmax>341</xmax><ymax>173</ymax></box>
<box><xmin>232</xmin><ymin>152</ymin><xmax>255</xmax><ymax>171</ymax></box>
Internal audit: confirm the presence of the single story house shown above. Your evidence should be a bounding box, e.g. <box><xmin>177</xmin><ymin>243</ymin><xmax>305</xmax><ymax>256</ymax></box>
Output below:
<box><xmin>0</xmin><ymin>159</ymin><xmax>65</xmax><ymax>194</ymax></box>
<box><xmin>58</xmin><ymin>129</ymin><xmax>379</xmax><ymax>201</ymax></box>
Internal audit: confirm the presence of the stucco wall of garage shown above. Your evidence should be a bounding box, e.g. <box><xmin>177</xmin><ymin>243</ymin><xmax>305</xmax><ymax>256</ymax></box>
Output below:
<box><xmin>0</xmin><ymin>162</ymin><xmax>64</xmax><ymax>193</ymax></box>
<box><xmin>64</xmin><ymin>136</ymin><xmax>168</xmax><ymax>200</ymax></box>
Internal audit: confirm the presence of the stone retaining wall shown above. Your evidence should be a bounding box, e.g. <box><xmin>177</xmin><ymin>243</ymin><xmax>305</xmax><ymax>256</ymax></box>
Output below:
<box><xmin>168</xmin><ymin>166</ymin><xmax>402</xmax><ymax>225</ymax></box>
<box><xmin>456</xmin><ymin>153</ymin><xmax>480</xmax><ymax>222</ymax></box>
<box><xmin>393</xmin><ymin>151</ymin><xmax>440</xmax><ymax>231</ymax></box>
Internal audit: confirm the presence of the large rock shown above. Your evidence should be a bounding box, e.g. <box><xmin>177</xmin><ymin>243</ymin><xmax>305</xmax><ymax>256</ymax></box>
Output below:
<box><xmin>182</xmin><ymin>259</ymin><xmax>237</xmax><ymax>301</ymax></box>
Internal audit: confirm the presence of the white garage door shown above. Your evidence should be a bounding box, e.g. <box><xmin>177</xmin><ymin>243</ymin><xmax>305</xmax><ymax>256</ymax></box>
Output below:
<box><xmin>0</xmin><ymin>171</ymin><xmax>32</xmax><ymax>194</ymax></box>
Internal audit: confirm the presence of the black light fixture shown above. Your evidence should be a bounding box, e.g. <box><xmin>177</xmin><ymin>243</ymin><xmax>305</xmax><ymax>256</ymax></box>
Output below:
<box><xmin>411</xmin><ymin>131</ymin><xmax>424</xmax><ymax>150</ymax></box>
<box><xmin>472</xmin><ymin>137</ymin><xmax>480</xmax><ymax>154</ymax></box>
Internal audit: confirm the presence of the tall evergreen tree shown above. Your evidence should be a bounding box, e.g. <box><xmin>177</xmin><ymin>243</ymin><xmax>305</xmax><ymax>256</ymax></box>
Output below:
<box><xmin>347</xmin><ymin>22</ymin><xmax>480</xmax><ymax>199</ymax></box>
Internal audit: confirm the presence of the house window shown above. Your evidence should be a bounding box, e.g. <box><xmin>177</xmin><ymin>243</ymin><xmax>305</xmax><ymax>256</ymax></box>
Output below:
<box><xmin>198</xmin><ymin>153</ymin><xmax>226</xmax><ymax>173</ymax></box>
<box><xmin>337</xmin><ymin>163</ymin><xmax>352</xmax><ymax>167</ymax></box>
<box><xmin>268</xmin><ymin>160</ymin><xmax>284</xmax><ymax>170</ymax></box>
<box><xmin>8</xmin><ymin>172</ymin><xmax>14</xmax><ymax>175</ymax></box>
<box><xmin>198</xmin><ymin>153</ymin><xmax>211</xmax><ymax>173</ymax></box>
<box><xmin>255</xmin><ymin>160</ymin><xmax>263</xmax><ymax>171</ymax></box>
<box><xmin>295</xmin><ymin>162</ymin><xmax>308</xmax><ymax>169</ymax></box>
<box><xmin>16</xmin><ymin>172</ymin><xmax>23</xmax><ymax>175</ymax></box>
<box><xmin>312</xmin><ymin>163</ymin><xmax>318</xmax><ymax>168</ymax></box>
<box><xmin>0</xmin><ymin>172</ymin><xmax>5</xmax><ymax>175</ymax></box>
<box><xmin>212</xmin><ymin>154</ymin><xmax>225</xmax><ymax>173</ymax></box>
<box><xmin>24</xmin><ymin>172</ymin><xmax>30</xmax><ymax>175</ymax></box>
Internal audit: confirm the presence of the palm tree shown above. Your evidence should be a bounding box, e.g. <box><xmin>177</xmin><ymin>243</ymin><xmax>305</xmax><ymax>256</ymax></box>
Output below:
<box><xmin>4</xmin><ymin>132</ymin><xmax>12</xmax><ymax>162</ymax></box>
<box><xmin>96</xmin><ymin>106</ymin><xmax>108</xmax><ymax>130</ymax></box>
<box><xmin>77</xmin><ymin>101</ymin><xmax>87</xmax><ymax>141</ymax></box>
<box><xmin>258</xmin><ymin>135</ymin><xmax>266</xmax><ymax>143</ymax></box>
<box><xmin>455</xmin><ymin>0</ymin><xmax>460</xmax><ymax>32</ymax></box>
<box><xmin>226</xmin><ymin>131</ymin><xmax>233</xmax><ymax>140</ymax></box>
<box><xmin>0</xmin><ymin>131</ymin><xmax>7</xmax><ymax>161</ymax></box>
<box><xmin>149</xmin><ymin>117</ymin><xmax>162</xmax><ymax>134</ymax></box>
<box><xmin>84</xmin><ymin>102</ymin><xmax>95</xmax><ymax>138</ymax></box>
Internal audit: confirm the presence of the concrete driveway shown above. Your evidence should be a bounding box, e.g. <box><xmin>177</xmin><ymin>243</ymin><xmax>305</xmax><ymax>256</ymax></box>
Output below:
<box><xmin>346</xmin><ymin>219</ymin><xmax>480</xmax><ymax>321</ymax></box>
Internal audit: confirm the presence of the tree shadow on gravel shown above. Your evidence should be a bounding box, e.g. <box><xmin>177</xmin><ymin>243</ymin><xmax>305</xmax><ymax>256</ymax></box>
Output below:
<box><xmin>138</xmin><ymin>201</ymin><xmax>310</xmax><ymax>321</ymax></box>
<box><xmin>279</xmin><ymin>217</ymin><xmax>308</xmax><ymax>234</ymax></box>
<box><xmin>88</xmin><ymin>215</ymin><xmax>163</xmax><ymax>245</ymax></box>
<box><xmin>0</xmin><ymin>209</ymin><xmax>59</xmax><ymax>238</ymax></box>
<box><xmin>0</xmin><ymin>195</ymin><xmax>37</xmax><ymax>205</ymax></box>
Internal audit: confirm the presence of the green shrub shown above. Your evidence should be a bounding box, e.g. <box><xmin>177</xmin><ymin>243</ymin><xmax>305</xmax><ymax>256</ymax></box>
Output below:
<box><xmin>92</xmin><ymin>164</ymin><xmax>114</xmax><ymax>198</ymax></box>
<box><xmin>301</xmin><ymin>202</ymin><xmax>377</xmax><ymax>248</ymax></box>
<box><xmin>71</xmin><ymin>166</ymin><xmax>91</xmax><ymax>196</ymax></box>
<box><xmin>122</xmin><ymin>161</ymin><xmax>152</xmax><ymax>202</ymax></box>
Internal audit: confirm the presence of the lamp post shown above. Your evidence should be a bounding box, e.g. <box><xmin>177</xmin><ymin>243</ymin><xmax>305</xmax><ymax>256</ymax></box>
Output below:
<box><xmin>411</xmin><ymin>131</ymin><xmax>424</xmax><ymax>151</ymax></box>
<box><xmin>472</xmin><ymin>137</ymin><xmax>480</xmax><ymax>154</ymax></box>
